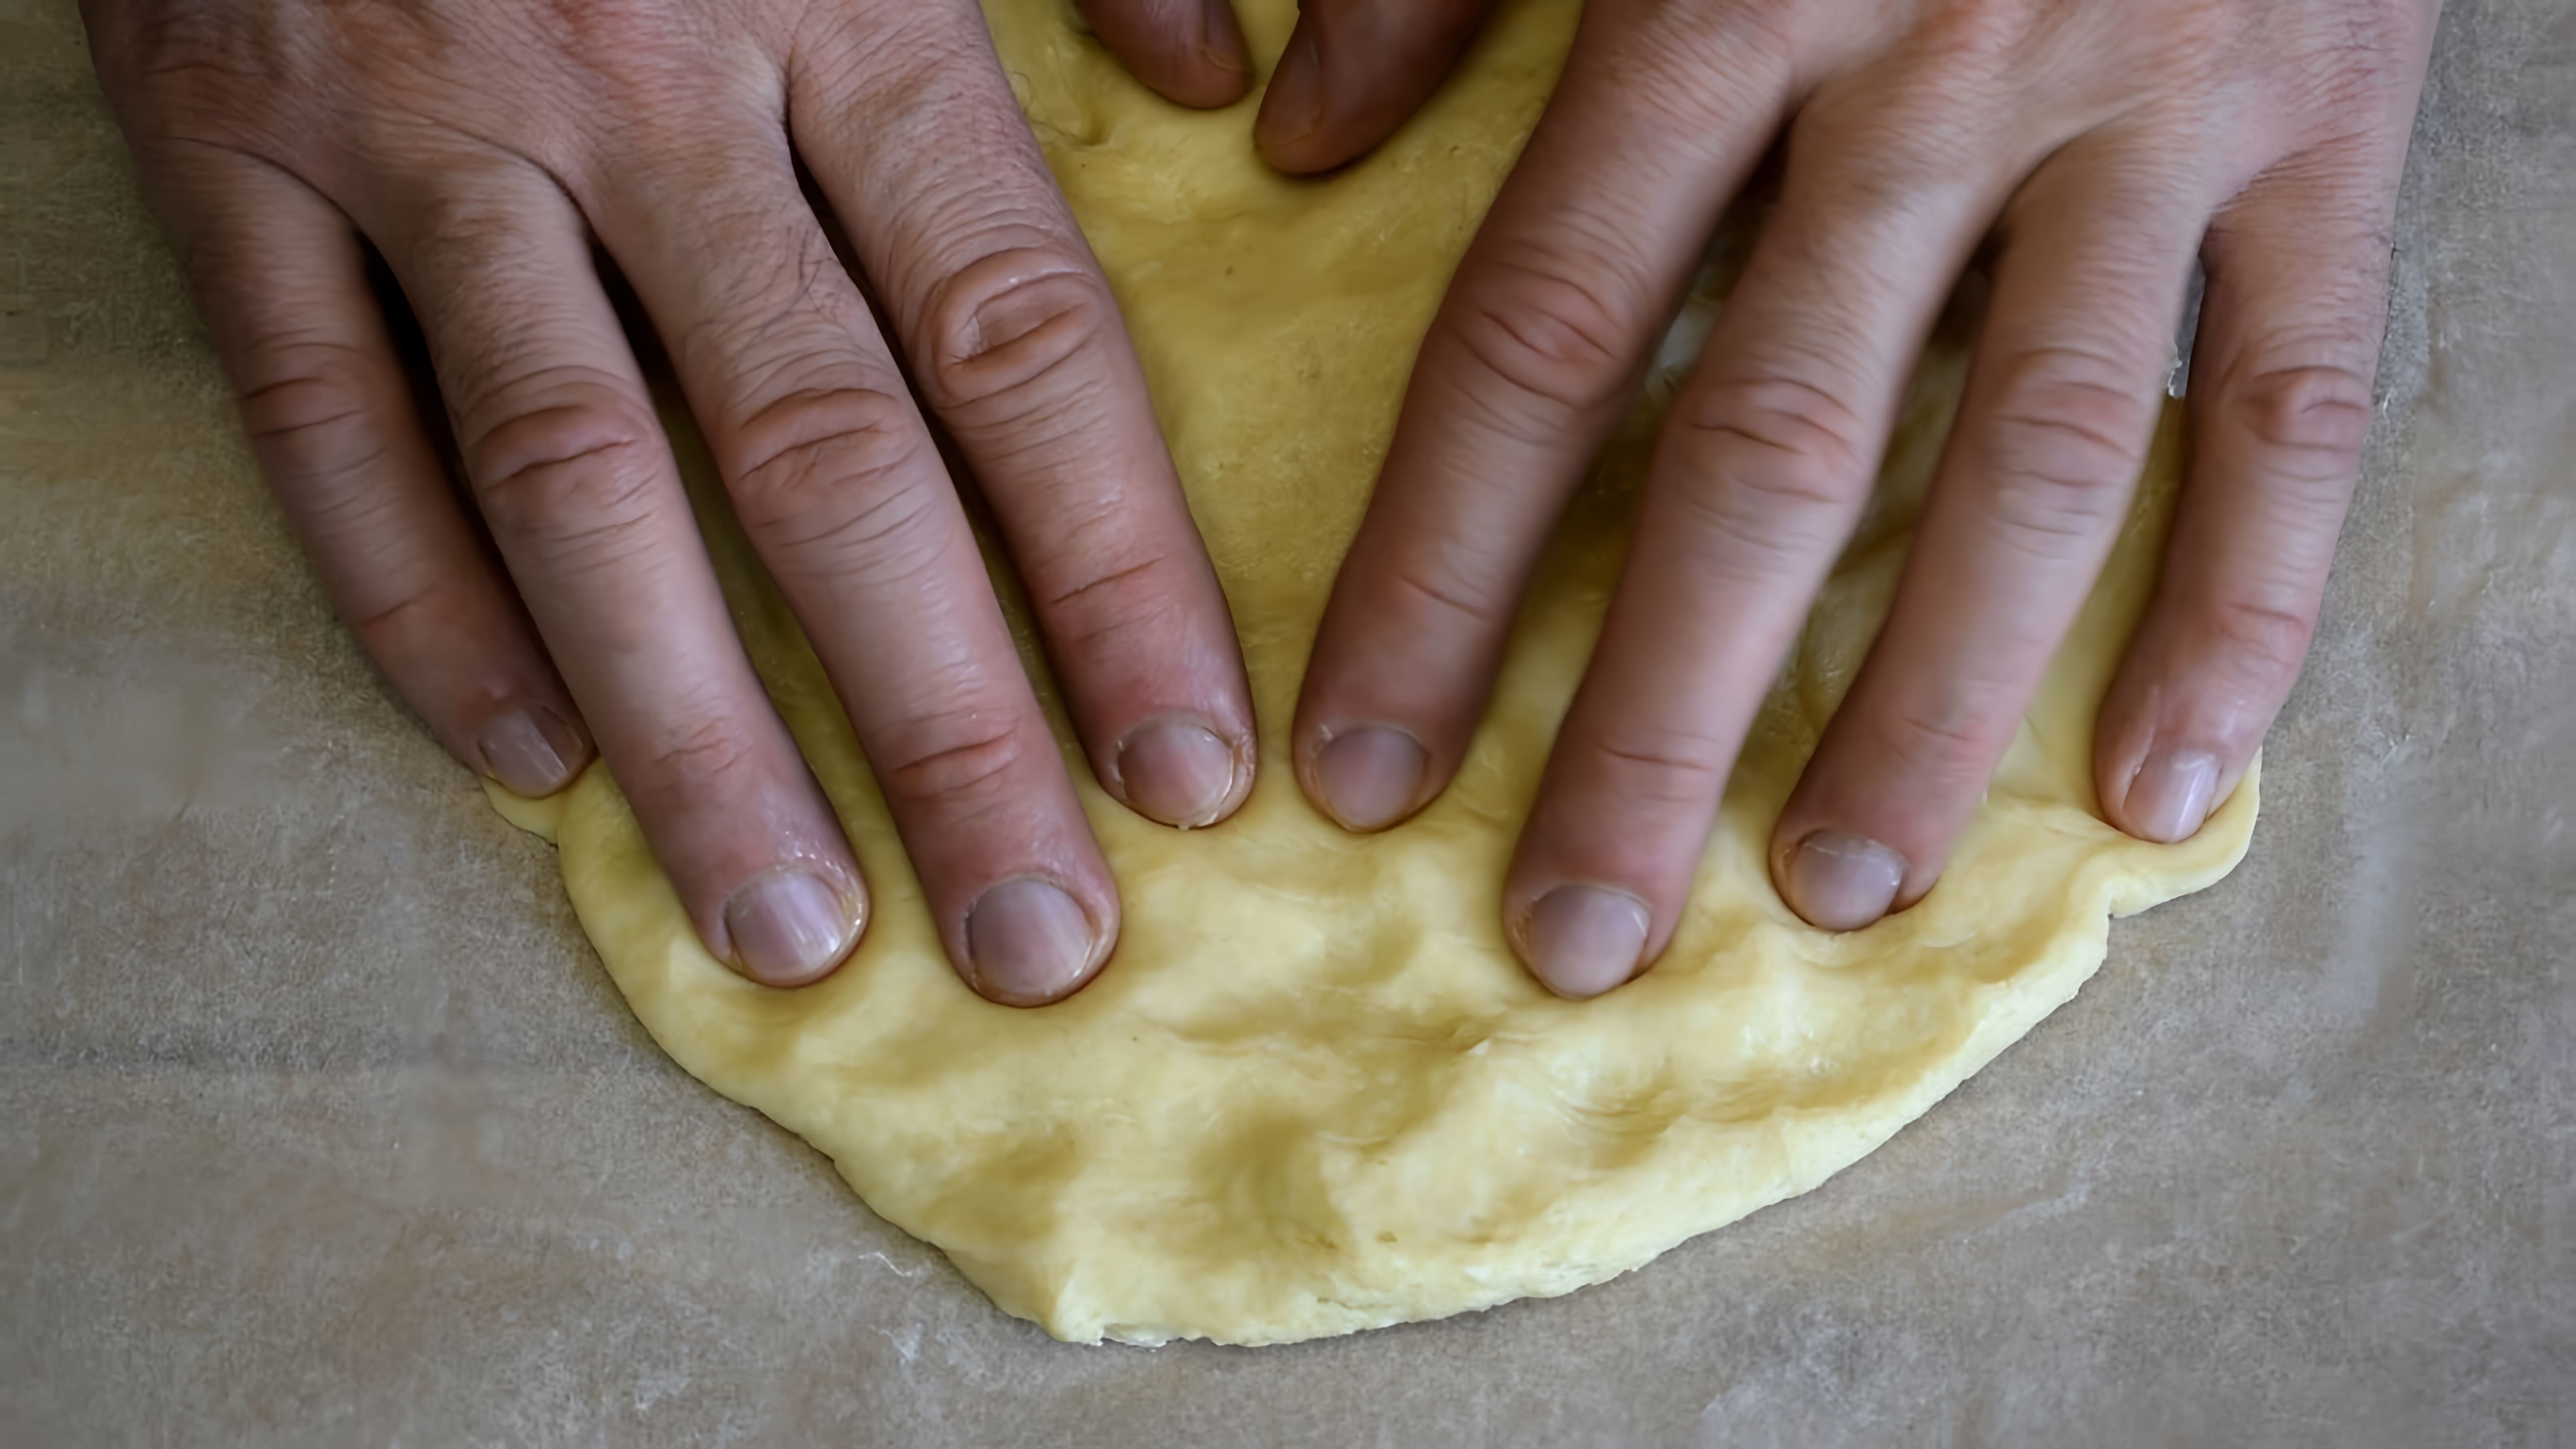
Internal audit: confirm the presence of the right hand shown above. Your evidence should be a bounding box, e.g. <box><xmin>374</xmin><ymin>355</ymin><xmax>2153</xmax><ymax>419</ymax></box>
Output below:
<box><xmin>1107</xmin><ymin>0</ymin><xmax>2429</xmax><ymax>1000</ymax></box>
<box><xmin>83</xmin><ymin>0</ymin><xmax>1258</xmax><ymax>1004</ymax></box>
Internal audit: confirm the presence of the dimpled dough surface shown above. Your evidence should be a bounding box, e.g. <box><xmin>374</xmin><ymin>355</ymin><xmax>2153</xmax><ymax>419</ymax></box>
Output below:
<box><xmin>491</xmin><ymin>0</ymin><xmax>2257</xmax><ymax>1345</ymax></box>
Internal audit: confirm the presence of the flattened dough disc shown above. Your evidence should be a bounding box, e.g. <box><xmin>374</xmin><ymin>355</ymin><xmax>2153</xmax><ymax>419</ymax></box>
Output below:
<box><xmin>494</xmin><ymin>0</ymin><xmax>2255</xmax><ymax>1345</ymax></box>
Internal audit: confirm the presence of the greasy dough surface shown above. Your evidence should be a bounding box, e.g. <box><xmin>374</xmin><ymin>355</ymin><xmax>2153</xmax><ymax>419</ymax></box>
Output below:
<box><xmin>494</xmin><ymin>0</ymin><xmax>2255</xmax><ymax>1345</ymax></box>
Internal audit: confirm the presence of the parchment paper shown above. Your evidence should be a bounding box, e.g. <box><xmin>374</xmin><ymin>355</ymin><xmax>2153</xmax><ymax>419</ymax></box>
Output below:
<box><xmin>4</xmin><ymin>0</ymin><xmax>2570</xmax><ymax>1440</ymax></box>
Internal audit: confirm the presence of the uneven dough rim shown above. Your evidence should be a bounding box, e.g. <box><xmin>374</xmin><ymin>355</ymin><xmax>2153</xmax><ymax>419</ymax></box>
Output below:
<box><xmin>497</xmin><ymin>767</ymin><xmax>2254</xmax><ymax>1346</ymax></box>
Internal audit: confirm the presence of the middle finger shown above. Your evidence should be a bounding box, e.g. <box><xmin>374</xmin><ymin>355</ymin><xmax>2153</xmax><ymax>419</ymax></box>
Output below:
<box><xmin>353</xmin><ymin>151</ymin><xmax>869</xmax><ymax>989</ymax></box>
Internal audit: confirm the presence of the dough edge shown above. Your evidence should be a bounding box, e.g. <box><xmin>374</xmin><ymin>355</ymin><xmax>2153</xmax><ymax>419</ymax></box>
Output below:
<box><xmin>494</xmin><ymin>765</ymin><xmax>2255</xmax><ymax>1346</ymax></box>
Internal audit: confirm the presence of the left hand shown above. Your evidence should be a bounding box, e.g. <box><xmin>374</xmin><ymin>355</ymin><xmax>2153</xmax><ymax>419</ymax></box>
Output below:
<box><xmin>1084</xmin><ymin>0</ymin><xmax>2439</xmax><ymax>996</ymax></box>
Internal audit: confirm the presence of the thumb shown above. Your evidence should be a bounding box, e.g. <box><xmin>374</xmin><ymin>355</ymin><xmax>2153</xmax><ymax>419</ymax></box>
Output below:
<box><xmin>1075</xmin><ymin>0</ymin><xmax>1255</xmax><ymax>110</ymax></box>
<box><xmin>1254</xmin><ymin>0</ymin><xmax>1498</xmax><ymax>174</ymax></box>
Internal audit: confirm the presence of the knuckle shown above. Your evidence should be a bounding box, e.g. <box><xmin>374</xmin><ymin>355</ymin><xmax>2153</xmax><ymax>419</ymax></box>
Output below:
<box><xmin>1666</xmin><ymin>372</ymin><xmax>1871</xmax><ymax>574</ymax></box>
<box><xmin>2229</xmin><ymin>359</ymin><xmax>2374</xmax><ymax>471</ymax></box>
<box><xmin>728</xmin><ymin>382</ymin><xmax>936</xmax><ymax>560</ymax></box>
<box><xmin>464</xmin><ymin>374</ymin><xmax>666</xmax><ymax>545</ymax></box>
<box><xmin>1977</xmin><ymin>346</ymin><xmax>2156</xmax><ymax>554</ymax></box>
<box><xmin>1445</xmin><ymin>246</ymin><xmax>1638</xmax><ymax>423</ymax></box>
<box><xmin>408</xmin><ymin>185</ymin><xmax>521</xmax><ymax>259</ymax></box>
<box><xmin>1678</xmin><ymin>371</ymin><xmax>1870</xmax><ymax>487</ymax></box>
<box><xmin>916</xmin><ymin>245</ymin><xmax>1114</xmax><ymax>425</ymax></box>
<box><xmin>1032</xmin><ymin>545</ymin><xmax>1188</xmax><ymax>650</ymax></box>
<box><xmin>1585</xmin><ymin>729</ymin><xmax>1733</xmax><ymax>808</ymax></box>
<box><xmin>342</xmin><ymin>570</ymin><xmax>454</xmax><ymax>643</ymax></box>
<box><xmin>1383</xmin><ymin>554</ymin><xmax>1509</xmax><ymax>629</ymax></box>
<box><xmin>632</xmin><ymin>713</ymin><xmax>769</xmax><ymax>809</ymax></box>
<box><xmin>873</xmin><ymin>708</ymin><xmax>1035</xmax><ymax>814</ymax></box>
<box><xmin>2195</xmin><ymin>594</ymin><xmax>2316</xmax><ymax>683</ymax></box>
<box><xmin>1868</xmin><ymin>692</ymin><xmax>2006</xmax><ymax>792</ymax></box>
<box><xmin>235</xmin><ymin>348</ymin><xmax>389</xmax><ymax>486</ymax></box>
<box><xmin>110</xmin><ymin>6</ymin><xmax>275</xmax><ymax>125</ymax></box>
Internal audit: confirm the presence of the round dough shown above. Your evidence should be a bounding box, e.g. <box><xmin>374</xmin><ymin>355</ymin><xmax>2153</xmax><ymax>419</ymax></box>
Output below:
<box><xmin>494</xmin><ymin>0</ymin><xmax>2254</xmax><ymax>1345</ymax></box>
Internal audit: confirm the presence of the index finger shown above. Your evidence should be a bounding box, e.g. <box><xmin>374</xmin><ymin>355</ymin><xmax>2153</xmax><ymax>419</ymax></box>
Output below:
<box><xmin>1252</xmin><ymin>0</ymin><xmax>1500</xmax><ymax>174</ymax></box>
<box><xmin>1073</xmin><ymin>0</ymin><xmax>1252</xmax><ymax>110</ymax></box>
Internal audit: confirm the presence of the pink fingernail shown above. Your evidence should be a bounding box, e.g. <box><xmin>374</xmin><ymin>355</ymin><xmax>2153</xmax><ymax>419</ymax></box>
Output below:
<box><xmin>2126</xmin><ymin>748</ymin><xmax>2220</xmax><ymax>844</ymax></box>
<box><xmin>1314</xmin><ymin>725</ymin><xmax>1427</xmax><ymax>831</ymax></box>
<box><xmin>723</xmin><ymin>868</ymin><xmax>859</xmax><ymax>987</ymax></box>
<box><xmin>965</xmin><ymin>878</ymin><xmax>1100</xmax><ymax>1007</ymax></box>
<box><xmin>477</xmin><ymin>704</ymin><xmax>585</xmax><ymax>797</ymax></box>
<box><xmin>1783</xmin><ymin>829</ymin><xmax>1906</xmax><ymax>932</ymax></box>
<box><xmin>1116</xmin><ymin>717</ymin><xmax>1239</xmax><ymax>828</ymax></box>
<box><xmin>1522</xmin><ymin>885</ymin><xmax>1652</xmax><ymax>1000</ymax></box>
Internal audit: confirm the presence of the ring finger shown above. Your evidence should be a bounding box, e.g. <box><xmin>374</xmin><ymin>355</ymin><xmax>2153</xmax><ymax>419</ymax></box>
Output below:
<box><xmin>349</xmin><ymin>151</ymin><xmax>869</xmax><ymax>990</ymax></box>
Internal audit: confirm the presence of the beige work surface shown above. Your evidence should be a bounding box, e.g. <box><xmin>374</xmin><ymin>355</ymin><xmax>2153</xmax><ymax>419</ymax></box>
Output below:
<box><xmin>5</xmin><ymin>0</ymin><xmax>2571</xmax><ymax>1438</ymax></box>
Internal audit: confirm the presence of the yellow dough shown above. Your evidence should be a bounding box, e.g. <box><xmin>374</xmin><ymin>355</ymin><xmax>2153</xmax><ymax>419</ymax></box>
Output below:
<box><xmin>494</xmin><ymin>0</ymin><xmax>2254</xmax><ymax>1345</ymax></box>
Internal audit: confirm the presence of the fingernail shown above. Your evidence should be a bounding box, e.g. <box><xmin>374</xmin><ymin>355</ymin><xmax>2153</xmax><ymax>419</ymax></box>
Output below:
<box><xmin>2126</xmin><ymin>747</ymin><xmax>2220</xmax><ymax>844</ymax></box>
<box><xmin>723</xmin><ymin>868</ymin><xmax>858</xmax><ymax>987</ymax></box>
<box><xmin>1783</xmin><ymin>829</ymin><xmax>1907</xmax><ymax>933</ymax></box>
<box><xmin>1522</xmin><ymin>885</ymin><xmax>1652</xmax><ymax>1000</ymax></box>
<box><xmin>1314</xmin><ymin>725</ymin><xmax>1428</xmax><ymax>831</ymax></box>
<box><xmin>1256</xmin><ymin>27</ymin><xmax>1324</xmax><ymax>146</ymax></box>
<box><xmin>1200</xmin><ymin>0</ymin><xmax>1248</xmax><ymax>74</ymax></box>
<box><xmin>965</xmin><ymin>877</ymin><xmax>1099</xmax><ymax>1006</ymax></box>
<box><xmin>477</xmin><ymin>704</ymin><xmax>585</xmax><ymax>797</ymax></box>
<box><xmin>1116</xmin><ymin>717</ymin><xmax>1239</xmax><ymax>828</ymax></box>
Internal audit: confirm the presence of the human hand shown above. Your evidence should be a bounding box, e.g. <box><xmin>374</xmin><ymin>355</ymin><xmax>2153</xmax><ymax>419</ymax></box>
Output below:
<box><xmin>1068</xmin><ymin>0</ymin><xmax>1494</xmax><ymax>172</ymax></box>
<box><xmin>85</xmin><ymin>0</ymin><xmax>1257</xmax><ymax>1003</ymax></box>
<box><xmin>1236</xmin><ymin>0</ymin><xmax>2438</xmax><ymax>995</ymax></box>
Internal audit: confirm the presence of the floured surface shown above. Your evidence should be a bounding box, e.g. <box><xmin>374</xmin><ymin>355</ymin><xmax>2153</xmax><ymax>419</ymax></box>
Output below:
<box><xmin>496</xmin><ymin>0</ymin><xmax>2251</xmax><ymax>1345</ymax></box>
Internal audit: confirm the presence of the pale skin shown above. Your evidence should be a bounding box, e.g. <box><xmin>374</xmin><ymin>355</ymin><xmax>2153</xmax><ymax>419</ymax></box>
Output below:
<box><xmin>85</xmin><ymin>0</ymin><xmax>2439</xmax><ymax>1004</ymax></box>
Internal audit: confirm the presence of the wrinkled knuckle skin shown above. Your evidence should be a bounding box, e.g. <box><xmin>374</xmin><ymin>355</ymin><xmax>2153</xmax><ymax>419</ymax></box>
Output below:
<box><xmin>1665</xmin><ymin>373</ymin><xmax>1870</xmax><ymax>570</ymax></box>
<box><xmin>464</xmin><ymin>376</ymin><xmax>667</xmax><ymax>554</ymax></box>
<box><xmin>92</xmin><ymin>0</ymin><xmax>298</xmax><ymax>151</ymax></box>
<box><xmin>1381</xmin><ymin>555</ymin><xmax>1509</xmax><ymax>631</ymax></box>
<box><xmin>1978</xmin><ymin>346</ymin><xmax>2155</xmax><ymax>555</ymax></box>
<box><xmin>342</xmin><ymin>573</ymin><xmax>452</xmax><ymax>643</ymax></box>
<box><xmin>2231</xmin><ymin>360</ymin><xmax>2374</xmax><ymax>472</ymax></box>
<box><xmin>625</xmin><ymin>713</ymin><xmax>774</xmax><ymax>822</ymax></box>
<box><xmin>875</xmin><ymin>712</ymin><xmax>1033</xmax><ymax>816</ymax></box>
<box><xmin>235</xmin><ymin>349</ymin><xmax>389</xmax><ymax>487</ymax></box>
<box><xmin>1867</xmin><ymin>694</ymin><xmax>2006</xmax><ymax>798</ymax></box>
<box><xmin>1031</xmin><ymin>544</ymin><xmax>1194</xmax><ymax>653</ymax></box>
<box><xmin>1680</xmin><ymin>372</ymin><xmax>1870</xmax><ymax>485</ymax></box>
<box><xmin>726</xmin><ymin>383</ymin><xmax>937</xmax><ymax>565</ymax></box>
<box><xmin>2194</xmin><ymin>595</ymin><xmax>2317</xmax><ymax>688</ymax></box>
<box><xmin>1445</xmin><ymin>249</ymin><xmax>1636</xmax><ymax>424</ymax></box>
<box><xmin>916</xmin><ymin>246</ymin><xmax>1116</xmax><ymax>427</ymax></box>
<box><xmin>1585</xmin><ymin>730</ymin><xmax>1733</xmax><ymax>809</ymax></box>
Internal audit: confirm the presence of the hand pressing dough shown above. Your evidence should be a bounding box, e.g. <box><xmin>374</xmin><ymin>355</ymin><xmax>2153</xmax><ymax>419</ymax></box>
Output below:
<box><xmin>494</xmin><ymin>0</ymin><xmax>2255</xmax><ymax>1345</ymax></box>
